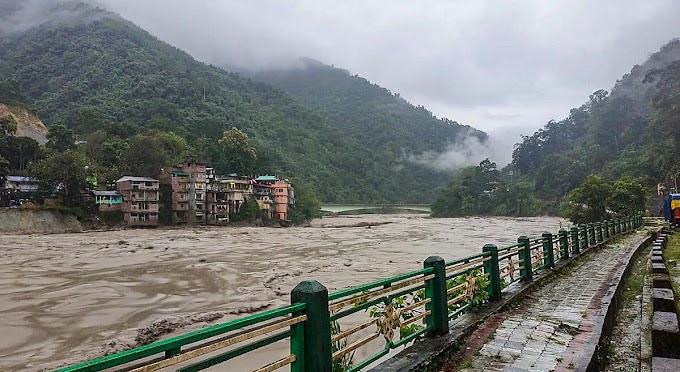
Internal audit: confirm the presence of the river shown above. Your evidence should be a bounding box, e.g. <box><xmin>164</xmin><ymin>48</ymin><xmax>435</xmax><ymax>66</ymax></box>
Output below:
<box><xmin>0</xmin><ymin>214</ymin><xmax>566</xmax><ymax>371</ymax></box>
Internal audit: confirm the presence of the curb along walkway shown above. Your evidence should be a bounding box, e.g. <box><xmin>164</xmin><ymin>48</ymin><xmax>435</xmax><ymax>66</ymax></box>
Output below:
<box><xmin>445</xmin><ymin>231</ymin><xmax>648</xmax><ymax>372</ymax></box>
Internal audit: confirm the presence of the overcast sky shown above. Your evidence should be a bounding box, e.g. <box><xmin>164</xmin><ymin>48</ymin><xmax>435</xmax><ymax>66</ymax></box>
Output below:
<box><xmin>88</xmin><ymin>0</ymin><xmax>680</xmax><ymax>136</ymax></box>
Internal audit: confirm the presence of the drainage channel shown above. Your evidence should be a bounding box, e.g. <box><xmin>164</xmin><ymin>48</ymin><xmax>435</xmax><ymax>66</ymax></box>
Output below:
<box><xmin>651</xmin><ymin>228</ymin><xmax>680</xmax><ymax>370</ymax></box>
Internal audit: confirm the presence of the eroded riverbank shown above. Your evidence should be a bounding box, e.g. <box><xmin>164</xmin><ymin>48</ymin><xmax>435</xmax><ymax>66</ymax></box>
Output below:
<box><xmin>0</xmin><ymin>214</ymin><xmax>565</xmax><ymax>371</ymax></box>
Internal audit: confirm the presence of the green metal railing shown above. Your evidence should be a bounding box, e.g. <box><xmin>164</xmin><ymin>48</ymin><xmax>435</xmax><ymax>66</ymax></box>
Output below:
<box><xmin>55</xmin><ymin>215</ymin><xmax>643</xmax><ymax>372</ymax></box>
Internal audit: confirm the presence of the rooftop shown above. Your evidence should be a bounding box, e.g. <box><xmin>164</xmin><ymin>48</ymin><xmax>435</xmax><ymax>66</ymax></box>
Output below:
<box><xmin>92</xmin><ymin>190</ymin><xmax>121</xmax><ymax>196</ymax></box>
<box><xmin>255</xmin><ymin>175</ymin><xmax>278</xmax><ymax>182</ymax></box>
<box><xmin>116</xmin><ymin>176</ymin><xmax>158</xmax><ymax>183</ymax></box>
<box><xmin>5</xmin><ymin>176</ymin><xmax>37</xmax><ymax>182</ymax></box>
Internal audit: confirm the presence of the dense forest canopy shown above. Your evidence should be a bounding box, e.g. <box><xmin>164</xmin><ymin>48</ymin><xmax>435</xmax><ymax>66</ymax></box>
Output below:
<box><xmin>0</xmin><ymin>4</ymin><xmax>484</xmax><ymax>204</ymax></box>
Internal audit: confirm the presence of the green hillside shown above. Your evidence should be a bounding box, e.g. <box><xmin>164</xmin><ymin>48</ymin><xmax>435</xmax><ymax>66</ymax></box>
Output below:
<box><xmin>432</xmin><ymin>39</ymin><xmax>680</xmax><ymax>217</ymax></box>
<box><xmin>511</xmin><ymin>39</ymin><xmax>680</xmax><ymax>199</ymax></box>
<box><xmin>0</xmin><ymin>4</ymin><xmax>482</xmax><ymax>203</ymax></box>
<box><xmin>250</xmin><ymin>58</ymin><xmax>484</xmax><ymax>157</ymax></box>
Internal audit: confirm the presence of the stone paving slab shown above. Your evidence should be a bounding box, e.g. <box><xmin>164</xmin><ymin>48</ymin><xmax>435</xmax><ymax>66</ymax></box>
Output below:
<box><xmin>652</xmin><ymin>356</ymin><xmax>680</xmax><ymax>372</ymax></box>
<box><xmin>652</xmin><ymin>312</ymin><xmax>679</xmax><ymax>333</ymax></box>
<box><xmin>653</xmin><ymin>288</ymin><xmax>675</xmax><ymax>301</ymax></box>
<box><xmin>453</xmin><ymin>232</ymin><xmax>647</xmax><ymax>372</ymax></box>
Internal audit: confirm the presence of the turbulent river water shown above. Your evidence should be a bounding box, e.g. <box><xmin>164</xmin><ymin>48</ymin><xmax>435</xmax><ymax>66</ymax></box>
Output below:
<box><xmin>0</xmin><ymin>214</ymin><xmax>566</xmax><ymax>371</ymax></box>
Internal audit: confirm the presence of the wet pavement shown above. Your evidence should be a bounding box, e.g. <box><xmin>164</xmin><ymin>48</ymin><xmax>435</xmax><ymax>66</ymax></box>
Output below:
<box><xmin>447</xmin><ymin>231</ymin><xmax>647</xmax><ymax>372</ymax></box>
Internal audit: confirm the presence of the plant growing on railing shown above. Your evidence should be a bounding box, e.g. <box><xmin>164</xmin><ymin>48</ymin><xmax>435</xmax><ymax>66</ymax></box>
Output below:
<box><xmin>447</xmin><ymin>269</ymin><xmax>490</xmax><ymax>317</ymax></box>
<box><xmin>366</xmin><ymin>288</ymin><xmax>427</xmax><ymax>342</ymax></box>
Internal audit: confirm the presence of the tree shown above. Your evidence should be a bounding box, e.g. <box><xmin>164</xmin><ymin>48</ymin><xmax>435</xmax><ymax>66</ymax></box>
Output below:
<box><xmin>0</xmin><ymin>114</ymin><xmax>17</xmax><ymax>137</ymax></box>
<box><xmin>607</xmin><ymin>177</ymin><xmax>646</xmax><ymax>217</ymax></box>
<box><xmin>564</xmin><ymin>175</ymin><xmax>611</xmax><ymax>224</ymax></box>
<box><xmin>30</xmin><ymin>150</ymin><xmax>90</xmax><ymax>207</ymax></box>
<box><xmin>645</xmin><ymin>61</ymin><xmax>680</xmax><ymax>157</ymax></box>
<box><xmin>288</xmin><ymin>180</ymin><xmax>322</xmax><ymax>225</ymax></box>
<box><xmin>0</xmin><ymin>155</ymin><xmax>9</xmax><ymax>176</ymax></box>
<box><xmin>431</xmin><ymin>159</ymin><xmax>501</xmax><ymax>217</ymax></box>
<box><xmin>46</xmin><ymin>124</ymin><xmax>75</xmax><ymax>152</ymax></box>
<box><xmin>217</xmin><ymin>127</ymin><xmax>258</xmax><ymax>174</ymax></box>
<box><xmin>121</xmin><ymin>135</ymin><xmax>168</xmax><ymax>177</ymax></box>
<box><xmin>2</xmin><ymin>136</ymin><xmax>42</xmax><ymax>171</ymax></box>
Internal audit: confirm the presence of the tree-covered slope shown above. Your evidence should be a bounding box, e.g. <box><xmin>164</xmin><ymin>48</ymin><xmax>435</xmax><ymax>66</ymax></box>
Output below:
<box><xmin>510</xmin><ymin>39</ymin><xmax>680</xmax><ymax>202</ymax></box>
<box><xmin>0</xmin><ymin>4</ymin><xmax>481</xmax><ymax>203</ymax></box>
<box><xmin>432</xmin><ymin>39</ymin><xmax>680</xmax><ymax>217</ymax></box>
<box><xmin>251</xmin><ymin>58</ymin><xmax>486</xmax><ymax>167</ymax></box>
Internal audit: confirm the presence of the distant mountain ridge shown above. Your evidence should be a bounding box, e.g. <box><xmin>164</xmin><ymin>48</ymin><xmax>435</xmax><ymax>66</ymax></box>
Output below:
<box><xmin>249</xmin><ymin>57</ymin><xmax>485</xmax><ymax>159</ymax></box>
<box><xmin>0</xmin><ymin>2</ymin><xmax>485</xmax><ymax>203</ymax></box>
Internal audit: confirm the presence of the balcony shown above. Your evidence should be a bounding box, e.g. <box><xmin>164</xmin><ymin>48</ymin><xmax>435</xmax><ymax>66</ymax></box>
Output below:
<box><xmin>132</xmin><ymin>183</ymin><xmax>159</xmax><ymax>191</ymax></box>
<box><xmin>124</xmin><ymin>203</ymin><xmax>159</xmax><ymax>213</ymax></box>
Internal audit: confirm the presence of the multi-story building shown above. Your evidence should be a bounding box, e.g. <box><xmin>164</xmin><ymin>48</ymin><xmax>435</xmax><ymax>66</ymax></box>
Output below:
<box><xmin>116</xmin><ymin>176</ymin><xmax>159</xmax><ymax>226</ymax></box>
<box><xmin>205</xmin><ymin>170</ymin><xmax>253</xmax><ymax>224</ymax></box>
<box><xmin>159</xmin><ymin>161</ymin><xmax>206</xmax><ymax>224</ymax></box>
<box><xmin>253</xmin><ymin>175</ymin><xmax>294</xmax><ymax>221</ymax></box>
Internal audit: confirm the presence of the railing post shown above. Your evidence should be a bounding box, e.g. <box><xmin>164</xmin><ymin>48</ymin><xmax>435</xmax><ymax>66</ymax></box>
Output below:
<box><xmin>542</xmin><ymin>232</ymin><xmax>554</xmax><ymax>269</ymax></box>
<box><xmin>518</xmin><ymin>236</ymin><xmax>533</xmax><ymax>281</ymax></box>
<box><xmin>588</xmin><ymin>223</ymin><xmax>596</xmax><ymax>246</ymax></box>
<box><xmin>597</xmin><ymin>222</ymin><xmax>603</xmax><ymax>243</ymax></box>
<box><xmin>571</xmin><ymin>227</ymin><xmax>580</xmax><ymax>254</ymax></box>
<box><xmin>482</xmin><ymin>245</ymin><xmax>501</xmax><ymax>301</ymax></box>
<box><xmin>616</xmin><ymin>218</ymin><xmax>621</xmax><ymax>234</ymax></box>
<box><xmin>603</xmin><ymin>220</ymin><xmax>610</xmax><ymax>240</ymax></box>
<box><xmin>581</xmin><ymin>224</ymin><xmax>589</xmax><ymax>249</ymax></box>
<box><xmin>291</xmin><ymin>280</ymin><xmax>332</xmax><ymax>372</ymax></box>
<box><xmin>424</xmin><ymin>256</ymin><xmax>449</xmax><ymax>336</ymax></box>
<box><xmin>290</xmin><ymin>311</ymin><xmax>305</xmax><ymax>372</ymax></box>
<box><xmin>559</xmin><ymin>228</ymin><xmax>569</xmax><ymax>260</ymax></box>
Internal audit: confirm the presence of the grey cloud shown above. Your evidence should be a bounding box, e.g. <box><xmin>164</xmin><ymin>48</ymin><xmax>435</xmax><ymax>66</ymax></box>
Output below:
<box><xmin>0</xmin><ymin>0</ymin><xmax>108</xmax><ymax>36</ymax></box>
<box><xmin>408</xmin><ymin>128</ymin><xmax>518</xmax><ymax>172</ymax></box>
<box><xmin>8</xmin><ymin>0</ymin><xmax>680</xmax><ymax>136</ymax></box>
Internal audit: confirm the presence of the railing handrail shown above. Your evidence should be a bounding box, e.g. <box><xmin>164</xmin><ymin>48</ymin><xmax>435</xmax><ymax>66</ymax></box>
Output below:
<box><xmin>328</xmin><ymin>266</ymin><xmax>434</xmax><ymax>301</ymax></box>
<box><xmin>55</xmin><ymin>302</ymin><xmax>306</xmax><ymax>372</ymax></box>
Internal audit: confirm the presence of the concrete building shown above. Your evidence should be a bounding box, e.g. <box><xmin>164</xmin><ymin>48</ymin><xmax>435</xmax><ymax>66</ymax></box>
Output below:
<box><xmin>159</xmin><ymin>162</ymin><xmax>206</xmax><ymax>224</ymax></box>
<box><xmin>206</xmin><ymin>169</ymin><xmax>253</xmax><ymax>224</ymax></box>
<box><xmin>116</xmin><ymin>176</ymin><xmax>159</xmax><ymax>227</ymax></box>
<box><xmin>253</xmin><ymin>175</ymin><xmax>294</xmax><ymax>221</ymax></box>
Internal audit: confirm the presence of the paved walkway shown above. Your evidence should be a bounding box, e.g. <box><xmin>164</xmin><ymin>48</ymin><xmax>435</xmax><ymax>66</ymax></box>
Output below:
<box><xmin>446</xmin><ymin>231</ymin><xmax>646</xmax><ymax>372</ymax></box>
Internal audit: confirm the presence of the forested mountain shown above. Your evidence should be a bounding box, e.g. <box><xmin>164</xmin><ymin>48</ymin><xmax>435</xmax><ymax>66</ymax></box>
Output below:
<box><xmin>249</xmin><ymin>58</ymin><xmax>485</xmax><ymax>167</ymax></box>
<box><xmin>511</xmin><ymin>40</ymin><xmax>680</xmax><ymax>199</ymax></box>
<box><xmin>433</xmin><ymin>39</ymin><xmax>680</xmax><ymax>217</ymax></box>
<box><xmin>0</xmin><ymin>3</ymin><xmax>482</xmax><ymax>203</ymax></box>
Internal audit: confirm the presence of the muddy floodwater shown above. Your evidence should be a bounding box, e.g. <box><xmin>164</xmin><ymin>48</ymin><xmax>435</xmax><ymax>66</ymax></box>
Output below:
<box><xmin>0</xmin><ymin>214</ymin><xmax>565</xmax><ymax>371</ymax></box>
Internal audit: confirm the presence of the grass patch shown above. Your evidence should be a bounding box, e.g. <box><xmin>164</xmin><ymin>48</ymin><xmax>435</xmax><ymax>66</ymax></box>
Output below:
<box><xmin>621</xmin><ymin>246</ymin><xmax>650</xmax><ymax>304</ymax></box>
<box><xmin>460</xmin><ymin>357</ymin><xmax>474</xmax><ymax>368</ymax></box>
